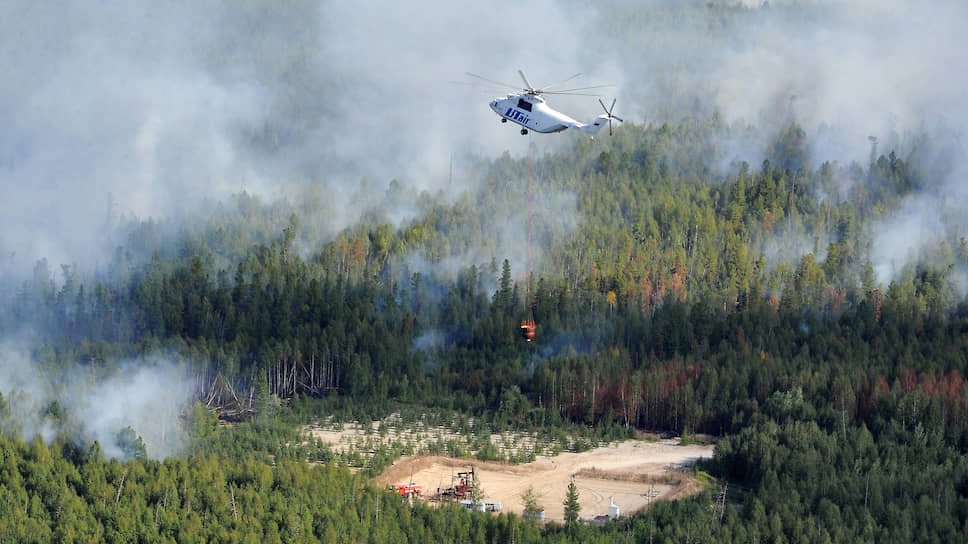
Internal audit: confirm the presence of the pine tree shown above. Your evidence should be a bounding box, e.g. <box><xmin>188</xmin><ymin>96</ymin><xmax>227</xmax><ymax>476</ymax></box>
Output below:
<box><xmin>563</xmin><ymin>480</ymin><xmax>580</xmax><ymax>528</ymax></box>
<box><xmin>520</xmin><ymin>486</ymin><xmax>543</xmax><ymax>517</ymax></box>
<box><xmin>495</xmin><ymin>259</ymin><xmax>513</xmax><ymax>313</ymax></box>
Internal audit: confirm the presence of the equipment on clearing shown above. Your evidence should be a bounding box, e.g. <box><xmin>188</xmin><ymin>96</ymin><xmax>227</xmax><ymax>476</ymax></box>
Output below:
<box><xmin>390</xmin><ymin>467</ymin><xmax>422</xmax><ymax>499</ymax></box>
<box><xmin>438</xmin><ymin>467</ymin><xmax>476</xmax><ymax>500</ymax></box>
<box><xmin>466</xmin><ymin>70</ymin><xmax>623</xmax><ymax>136</ymax></box>
<box><xmin>389</xmin><ymin>483</ymin><xmax>422</xmax><ymax>498</ymax></box>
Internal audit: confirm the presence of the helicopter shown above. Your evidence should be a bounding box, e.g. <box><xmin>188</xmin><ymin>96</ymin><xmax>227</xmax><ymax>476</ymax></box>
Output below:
<box><xmin>467</xmin><ymin>70</ymin><xmax>623</xmax><ymax>136</ymax></box>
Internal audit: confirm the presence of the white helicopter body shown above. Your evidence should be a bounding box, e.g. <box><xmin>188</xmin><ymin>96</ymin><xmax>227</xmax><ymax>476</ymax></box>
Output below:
<box><xmin>469</xmin><ymin>70</ymin><xmax>622</xmax><ymax>137</ymax></box>
<box><xmin>490</xmin><ymin>93</ymin><xmax>613</xmax><ymax>135</ymax></box>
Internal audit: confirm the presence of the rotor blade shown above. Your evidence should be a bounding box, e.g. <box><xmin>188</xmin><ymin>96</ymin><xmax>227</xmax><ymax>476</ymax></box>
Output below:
<box><xmin>544</xmin><ymin>84</ymin><xmax>614</xmax><ymax>93</ymax></box>
<box><xmin>609</xmin><ymin>118</ymin><xmax>613</xmax><ymax>137</ymax></box>
<box><xmin>539</xmin><ymin>73</ymin><xmax>583</xmax><ymax>92</ymax></box>
<box><xmin>518</xmin><ymin>70</ymin><xmax>534</xmax><ymax>91</ymax></box>
<box><xmin>465</xmin><ymin>72</ymin><xmax>519</xmax><ymax>89</ymax></box>
<box><xmin>610</xmin><ymin>98</ymin><xmax>617</xmax><ymax>114</ymax></box>
<box><xmin>611</xmin><ymin>115</ymin><xmax>624</xmax><ymax>122</ymax></box>
<box><xmin>599</xmin><ymin>98</ymin><xmax>607</xmax><ymax>113</ymax></box>
<box><xmin>451</xmin><ymin>80</ymin><xmax>503</xmax><ymax>89</ymax></box>
<box><xmin>541</xmin><ymin>91</ymin><xmax>608</xmax><ymax>97</ymax></box>
<box><xmin>450</xmin><ymin>80</ymin><xmax>512</xmax><ymax>93</ymax></box>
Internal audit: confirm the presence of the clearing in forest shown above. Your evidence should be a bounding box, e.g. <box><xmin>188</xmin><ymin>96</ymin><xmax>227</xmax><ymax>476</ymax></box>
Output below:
<box><xmin>372</xmin><ymin>438</ymin><xmax>714</xmax><ymax>523</ymax></box>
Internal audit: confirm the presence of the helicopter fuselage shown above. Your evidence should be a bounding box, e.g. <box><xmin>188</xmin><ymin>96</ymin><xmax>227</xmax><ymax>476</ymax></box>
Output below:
<box><xmin>489</xmin><ymin>94</ymin><xmax>579</xmax><ymax>134</ymax></box>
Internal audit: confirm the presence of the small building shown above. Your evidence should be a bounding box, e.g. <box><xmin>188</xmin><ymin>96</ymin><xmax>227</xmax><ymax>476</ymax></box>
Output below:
<box><xmin>459</xmin><ymin>500</ymin><xmax>486</xmax><ymax>512</ymax></box>
<box><xmin>593</xmin><ymin>497</ymin><xmax>621</xmax><ymax>527</ymax></box>
<box><xmin>608</xmin><ymin>496</ymin><xmax>620</xmax><ymax>519</ymax></box>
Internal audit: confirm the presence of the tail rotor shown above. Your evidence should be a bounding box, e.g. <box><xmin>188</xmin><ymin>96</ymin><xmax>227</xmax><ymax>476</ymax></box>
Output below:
<box><xmin>598</xmin><ymin>98</ymin><xmax>624</xmax><ymax>136</ymax></box>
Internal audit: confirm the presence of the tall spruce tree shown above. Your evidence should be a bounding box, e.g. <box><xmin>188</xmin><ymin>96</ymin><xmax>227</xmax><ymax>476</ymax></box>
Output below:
<box><xmin>563</xmin><ymin>480</ymin><xmax>580</xmax><ymax>528</ymax></box>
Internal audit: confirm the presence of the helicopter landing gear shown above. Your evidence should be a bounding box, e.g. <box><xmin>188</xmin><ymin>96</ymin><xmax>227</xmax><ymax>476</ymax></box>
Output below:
<box><xmin>501</xmin><ymin>118</ymin><xmax>507</xmax><ymax>123</ymax></box>
<box><xmin>520</xmin><ymin>128</ymin><xmax>528</xmax><ymax>135</ymax></box>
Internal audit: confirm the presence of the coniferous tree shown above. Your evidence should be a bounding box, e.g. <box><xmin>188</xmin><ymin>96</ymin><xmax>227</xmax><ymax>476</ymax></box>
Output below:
<box><xmin>563</xmin><ymin>480</ymin><xmax>580</xmax><ymax>529</ymax></box>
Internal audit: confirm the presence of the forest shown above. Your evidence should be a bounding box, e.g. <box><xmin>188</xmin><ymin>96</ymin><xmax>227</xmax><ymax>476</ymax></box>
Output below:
<box><xmin>2</xmin><ymin>110</ymin><xmax>966</xmax><ymax>540</ymax></box>
<box><xmin>3</xmin><ymin>1</ymin><xmax>968</xmax><ymax>542</ymax></box>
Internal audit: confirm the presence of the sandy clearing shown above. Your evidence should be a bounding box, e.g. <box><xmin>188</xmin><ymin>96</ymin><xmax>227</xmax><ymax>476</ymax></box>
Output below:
<box><xmin>309</xmin><ymin>424</ymin><xmax>461</xmax><ymax>450</ymax></box>
<box><xmin>307</xmin><ymin>422</ymin><xmax>544</xmax><ymax>459</ymax></box>
<box><xmin>374</xmin><ymin>439</ymin><xmax>714</xmax><ymax>523</ymax></box>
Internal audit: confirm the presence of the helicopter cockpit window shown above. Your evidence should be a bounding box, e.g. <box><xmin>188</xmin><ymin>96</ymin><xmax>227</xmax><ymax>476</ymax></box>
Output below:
<box><xmin>517</xmin><ymin>98</ymin><xmax>532</xmax><ymax>112</ymax></box>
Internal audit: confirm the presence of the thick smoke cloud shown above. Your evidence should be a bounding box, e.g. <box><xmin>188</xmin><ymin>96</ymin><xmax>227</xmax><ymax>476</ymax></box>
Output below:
<box><xmin>1</xmin><ymin>2</ymin><xmax>264</xmax><ymax>273</ymax></box>
<box><xmin>0</xmin><ymin>340</ymin><xmax>192</xmax><ymax>459</ymax></box>
<box><xmin>6</xmin><ymin>0</ymin><xmax>968</xmax><ymax>287</ymax></box>
<box><xmin>0</xmin><ymin>0</ymin><xmax>609</xmax><ymax>279</ymax></box>
<box><xmin>592</xmin><ymin>0</ymin><xmax>968</xmax><ymax>166</ymax></box>
<box><xmin>6</xmin><ymin>1</ymin><xmax>963</xmax><ymax>279</ymax></box>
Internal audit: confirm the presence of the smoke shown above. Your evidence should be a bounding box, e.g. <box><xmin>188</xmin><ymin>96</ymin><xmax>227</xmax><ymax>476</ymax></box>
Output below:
<box><xmin>870</xmin><ymin>194</ymin><xmax>941</xmax><ymax>285</ymax></box>
<box><xmin>590</xmin><ymin>1</ymin><xmax>968</xmax><ymax>288</ymax></box>
<box><xmin>1</xmin><ymin>3</ymin><xmax>264</xmax><ymax>276</ymax></box>
<box><xmin>413</xmin><ymin>329</ymin><xmax>446</xmax><ymax>355</ymax></box>
<box><xmin>2</xmin><ymin>1</ymin><xmax>965</xmax><ymax>268</ymax></box>
<box><xmin>0</xmin><ymin>340</ymin><xmax>193</xmax><ymax>459</ymax></box>
<box><xmin>0</xmin><ymin>0</ymin><xmax>613</xmax><ymax>282</ymax></box>
<box><xmin>869</xmin><ymin>151</ymin><xmax>968</xmax><ymax>287</ymax></box>
<box><xmin>594</xmin><ymin>1</ymin><xmax>968</xmax><ymax>169</ymax></box>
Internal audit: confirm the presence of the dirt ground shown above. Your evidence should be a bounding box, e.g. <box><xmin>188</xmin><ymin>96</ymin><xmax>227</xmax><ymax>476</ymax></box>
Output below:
<box><xmin>372</xmin><ymin>439</ymin><xmax>714</xmax><ymax>523</ymax></box>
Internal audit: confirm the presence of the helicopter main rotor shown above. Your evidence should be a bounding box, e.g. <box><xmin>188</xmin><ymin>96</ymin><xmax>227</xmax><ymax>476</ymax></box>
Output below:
<box><xmin>465</xmin><ymin>70</ymin><xmax>613</xmax><ymax>97</ymax></box>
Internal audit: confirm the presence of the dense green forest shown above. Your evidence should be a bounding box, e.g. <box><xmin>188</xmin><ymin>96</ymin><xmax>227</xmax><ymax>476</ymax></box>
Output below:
<box><xmin>3</xmin><ymin>0</ymin><xmax>968</xmax><ymax>541</ymax></box>
<box><xmin>2</xmin><ymin>111</ymin><xmax>966</xmax><ymax>540</ymax></box>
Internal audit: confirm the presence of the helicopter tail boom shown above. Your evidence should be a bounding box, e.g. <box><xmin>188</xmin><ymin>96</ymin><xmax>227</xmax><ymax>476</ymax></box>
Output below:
<box><xmin>576</xmin><ymin>99</ymin><xmax>623</xmax><ymax>136</ymax></box>
<box><xmin>574</xmin><ymin>115</ymin><xmax>610</xmax><ymax>135</ymax></box>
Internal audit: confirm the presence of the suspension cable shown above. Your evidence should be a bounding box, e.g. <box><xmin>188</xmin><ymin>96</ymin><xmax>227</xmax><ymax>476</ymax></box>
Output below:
<box><xmin>527</xmin><ymin>135</ymin><xmax>532</xmax><ymax>295</ymax></box>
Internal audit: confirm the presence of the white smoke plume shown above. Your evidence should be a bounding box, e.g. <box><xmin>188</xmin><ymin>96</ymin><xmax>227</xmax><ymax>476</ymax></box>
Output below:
<box><xmin>0</xmin><ymin>340</ymin><xmax>193</xmax><ymax>459</ymax></box>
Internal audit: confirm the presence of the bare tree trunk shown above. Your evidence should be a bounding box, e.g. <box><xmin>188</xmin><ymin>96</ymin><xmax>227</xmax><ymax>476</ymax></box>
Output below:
<box><xmin>115</xmin><ymin>470</ymin><xmax>127</xmax><ymax>506</ymax></box>
<box><xmin>230</xmin><ymin>485</ymin><xmax>238</xmax><ymax>521</ymax></box>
